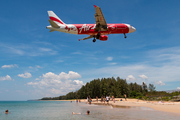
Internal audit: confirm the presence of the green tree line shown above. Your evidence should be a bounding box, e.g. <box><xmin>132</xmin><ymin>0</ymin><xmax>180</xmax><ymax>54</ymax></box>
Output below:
<box><xmin>41</xmin><ymin>77</ymin><xmax>180</xmax><ymax>100</ymax></box>
<box><xmin>41</xmin><ymin>77</ymin><xmax>155</xmax><ymax>100</ymax></box>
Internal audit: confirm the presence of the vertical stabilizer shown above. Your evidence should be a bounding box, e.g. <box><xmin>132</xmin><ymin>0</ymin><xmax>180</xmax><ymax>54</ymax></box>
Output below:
<box><xmin>47</xmin><ymin>11</ymin><xmax>65</xmax><ymax>25</ymax></box>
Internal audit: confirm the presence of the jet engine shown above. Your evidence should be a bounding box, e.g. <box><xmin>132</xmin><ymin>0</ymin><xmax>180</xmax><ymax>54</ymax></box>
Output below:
<box><xmin>99</xmin><ymin>35</ymin><xmax>108</xmax><ymax>41</ymax></box>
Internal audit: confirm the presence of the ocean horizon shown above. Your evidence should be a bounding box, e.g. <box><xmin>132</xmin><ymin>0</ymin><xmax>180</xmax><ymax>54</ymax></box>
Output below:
<box><xmin>0</xmin><ymin>101</ymin><xmax>180</xmax><ymax>120</ymax></box>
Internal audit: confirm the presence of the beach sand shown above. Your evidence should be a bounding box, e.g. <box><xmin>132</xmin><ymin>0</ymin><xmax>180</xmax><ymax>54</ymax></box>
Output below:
<box><xmin>79</xmin><ymin>98</ymin><xmax>180</xmax><ymax>114</ymax></box>
<box><xmin>43</xmin><ymin>98</ymin><xmax>180</xmax><ymax>114</ymax></box>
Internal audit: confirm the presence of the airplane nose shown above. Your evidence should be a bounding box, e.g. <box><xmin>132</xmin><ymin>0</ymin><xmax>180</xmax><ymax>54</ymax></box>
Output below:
<box><xmin>129</xmin><ymin>26</ymin><xmax>136</xmax><ymax>33</ymax></box>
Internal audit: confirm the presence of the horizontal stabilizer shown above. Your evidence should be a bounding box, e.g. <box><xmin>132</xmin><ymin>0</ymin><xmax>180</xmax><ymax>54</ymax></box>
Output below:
<box><xmin>48</xmin><ymin>19</ymin><xmax>59</xmax><ymax>28</ymax></box>
<box><xmin>49</xmin><ymin>30</ymin><xmax>55</xmax><ymax>32</ymax></box>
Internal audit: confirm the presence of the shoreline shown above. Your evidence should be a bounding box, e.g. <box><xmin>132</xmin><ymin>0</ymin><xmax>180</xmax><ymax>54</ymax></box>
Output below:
<box><xmin>91</xmin><ymin>98</ymin><xmax>180</xmax><ymax>114</ymax></box>
<box><xmin>40</xmin><ymin>98</ymin><xmax>180</xmax><ymax>114</ymax></box>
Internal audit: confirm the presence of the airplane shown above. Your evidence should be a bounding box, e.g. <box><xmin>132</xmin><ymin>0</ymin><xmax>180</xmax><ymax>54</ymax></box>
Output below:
<box><xmin>46</xmin><ymin>5</ymin><xmax>136</xmax><ymax>42</ymax></box>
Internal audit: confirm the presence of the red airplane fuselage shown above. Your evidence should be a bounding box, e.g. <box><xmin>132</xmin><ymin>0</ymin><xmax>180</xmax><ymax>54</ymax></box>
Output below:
<box><xmin>46</xmin><ymin>6</ymin><xmax>136</xmax><ymax>42</ymax></box>
<box><xmin>75</xmin><ymin>24</ymin><xmax>129</xmax><ymax>35</ymax></box>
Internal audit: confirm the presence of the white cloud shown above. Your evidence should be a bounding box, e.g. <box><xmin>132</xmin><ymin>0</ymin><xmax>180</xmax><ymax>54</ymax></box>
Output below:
<box><xmin>126</xmin><ymin>75</ymin><xmax>136</xmax><ymax>81</ymax></box>
<box><xmin>106</xmin><ymin>57</ymin><xmax>113</xmax><ymax>61</ymax></box>
<box><xmin>0</xmin><ymin>75</ymin><xmax>12</xmax><ymax>81</ymax></box>
<box><xmin>41</xmin><ymin>71</ymin><xmax>81</xmax><ymax>81</ymax></box>
<box><xmin>18</xmin><ymin>72</ymin><xmax>32</xmax><ymax>78</ymax></box>
<box><xmin>35</xmin><ymin>78</ymin><xmax>40</xmax><ymax>80</ymax></box>
<box><xmin>155</xmin><ymin>81</ymin><xmax>165</xmax><ymax>86</ymax></box>
<box><xmin>177</xmin><ymin>87</ymin><xmax>180</xmax><ymax>90</ymax></box>
<box><xmin>27</xmin><ymin>71</ymin><xmax>83</xmax><ymax>95</ymax></box>
<box><xmin>39</xmin><ymin>48</ymin><xmax>52</xmax><ymax>52</ymax></box>
<box><xmin>73</xmin><ymin>80</ymin><xmax>83</xmax><ymax>85</ymax></box>
<box><xmin>29</xmin><ymin>65</ymin><xmax>43</xmax><ymax>69</ymax></box>
<box><xmin>27</xmin><ymin>82</ymin><xmax>39</xmax><ymax>85</ymax></box>
<box><xmin>36</xmin><ymin>65</ymin><xmax>43</xmax><ymax>68</ymax></box>
<box><xmin>139</xmin><ymin>74</ymin><xmax>148</xmax><ymax>79</ymax></box>
<box><xmin>108</xmin><ymin>63</ymin><xmax>117</xmax><ymax>65</ymax></box>
<box><xmin>81</xmin><ymin>46</ymin><xmax>180</xmax><ymax>87</ymax></box>
<box><xmin>55</xmin><ymin>59</ymin><xmax>64</xmax><ymax>63</ymax></box>
<box><xmin>1</xmin><ymin>64</ymin><xmax>18</xmax><ymax>68</ymax></box>
<box><xmin>0</xmin><ymin>43</ymin><xmax>58</xmax><ymax>56</ymax></box>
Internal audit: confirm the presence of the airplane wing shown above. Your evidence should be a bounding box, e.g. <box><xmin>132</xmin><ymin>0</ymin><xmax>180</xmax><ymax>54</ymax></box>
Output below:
<box><xmin>79</xmin><ymin>35</ymin><xmax>94</xmax><ymax>41</ymax></box>
<box><xmin>94</xmin><ymin>5</ymin><xmax>108</xmax><ymax>31</ymax></box>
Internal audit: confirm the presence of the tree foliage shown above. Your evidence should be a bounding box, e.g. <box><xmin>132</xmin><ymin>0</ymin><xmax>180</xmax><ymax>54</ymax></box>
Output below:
<box><xmin>148</xmin><ymin>83</ymin><xmax>156</xmax><ymax>92</ymax></box>
<box><xmin>41</xmin><ymin>77</ymin><xmax>156</xmax><ymax>100</ymax></box>
<box><xmin>41</xmin><ymin>77</ymin><xmax>180</xmax><ymax>100</ymax></box>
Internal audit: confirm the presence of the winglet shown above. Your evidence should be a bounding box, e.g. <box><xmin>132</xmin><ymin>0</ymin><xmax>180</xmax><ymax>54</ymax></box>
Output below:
<box><xmin>93</xmin><ymin>5</ymin><xmax>97</xmax><ymax>8</ymax></box>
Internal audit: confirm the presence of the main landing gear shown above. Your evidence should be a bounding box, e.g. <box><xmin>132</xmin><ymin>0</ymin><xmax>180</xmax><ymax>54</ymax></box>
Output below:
<box><xmin>93</xmin><ymin>35</ymin><xmax>96</xmax><ymax>42</ymax></box>
<box><xmin>93</xmin><ymin>38</ymin><xmax>96</xmax><ymax>42</ymax></box>
<box><xmin>92</xmin><ymin>32</ymin><xmax>100</xmax><ymax>42</ymax></box>
<box><xmin>124</xmin><ymin>33</ymin><xmax>127</xmax><ymax>38</ymax></box>
<box><xmin>96</xmin><ymin>32</ymin><xmax>100</xmax><ymax>39</ymax></box>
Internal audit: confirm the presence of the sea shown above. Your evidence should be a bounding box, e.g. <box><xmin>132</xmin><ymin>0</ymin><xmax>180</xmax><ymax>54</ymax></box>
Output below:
<box><xmin>0</xmin><ymin>101</ymin><xmax>180</xmax><ymax>120</ymax></box>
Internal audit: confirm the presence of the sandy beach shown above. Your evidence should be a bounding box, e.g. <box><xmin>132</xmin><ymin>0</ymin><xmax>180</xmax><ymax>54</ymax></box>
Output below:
<box><xmin>42</xmin><ymin>98</ymin><xmax>180</xmax><ymax>114</ymax></box>
<box><xmin>76</xmin><ymin>98</ymin><xmax>180</xmax><ymax>114</ymax></box>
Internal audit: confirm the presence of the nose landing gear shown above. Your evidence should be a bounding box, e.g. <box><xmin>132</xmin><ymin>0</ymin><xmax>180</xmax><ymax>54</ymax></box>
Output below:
<box><xmin>124</xmin><ymin>33</ymin><xmax>127</xmax><ymax>38</ymax></box>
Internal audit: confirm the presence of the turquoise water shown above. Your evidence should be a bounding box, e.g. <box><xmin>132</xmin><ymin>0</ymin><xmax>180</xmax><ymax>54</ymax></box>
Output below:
<box><xmin>0</xmin><ymin>101</ymin><xmax>180</xmax><ymax>120</ymax></box>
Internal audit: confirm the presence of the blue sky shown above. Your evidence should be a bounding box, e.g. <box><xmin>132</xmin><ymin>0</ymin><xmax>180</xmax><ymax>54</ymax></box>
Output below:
<box><xmin>1</xmin><ymin>0</ymin><xmax>180</xmax><ymax>100</ymax></box>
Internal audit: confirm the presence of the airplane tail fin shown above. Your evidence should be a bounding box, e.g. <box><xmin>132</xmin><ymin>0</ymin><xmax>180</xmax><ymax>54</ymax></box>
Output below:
<box><xmin>47</xmin><ymin>11</ymin><xmax>66</xmax><ymax>25</ymax></box>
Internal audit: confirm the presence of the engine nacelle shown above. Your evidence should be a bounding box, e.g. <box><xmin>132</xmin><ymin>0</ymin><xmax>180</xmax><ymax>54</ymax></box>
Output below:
<box><xmin>99</xmin><ymin>35</ymin><xmax>108</xmax><ymax>41</ymax></box>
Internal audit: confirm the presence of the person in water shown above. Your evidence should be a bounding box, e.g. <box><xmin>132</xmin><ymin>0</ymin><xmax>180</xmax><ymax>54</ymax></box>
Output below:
<box><xmin>5</xmin><ymin>110</ymin><xmax>8</xmax><ymax>114</ymax></box>
<box><xmin>72</xmin><ymin>110</ymin><xmax>90</xmax><ymax>115</ymax></box>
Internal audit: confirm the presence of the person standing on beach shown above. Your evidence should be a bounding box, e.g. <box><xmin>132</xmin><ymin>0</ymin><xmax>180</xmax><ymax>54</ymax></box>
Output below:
<box><xmin>96</xmin><ymin>96</ymin><xmax>98</xmax><ymax>102</ymax></box>
<box><xmin>89</xmin><ymin>96</ymin><xmax>92</xmax><ymax>104</ymax></box>
<box><xmin>106</xmin><ymin>95</ymin><xmax>110</xmax><ymax>104</ymax></box>
<box><xmin>103</xmin><ymin>96</ymin><xmax>106</xmax><ymax>104</ymax></box>
<box><xmin>112</xmin><ymin>96</ymin><xmax>115</xmax><ymax>103</ymax></box>
<box><xmin>87</xmin><ymin>96</ymin><xmax>89</xmax><ymax>103</ymax></box>
<box><xmin>101</xmin><ymin>95</ymin><xmax>103</xmax><ymax>102</ymax></box>
<box><xmin>124</xmin><ymin>94</ymin><xmax>127</xmax><ymax>101</ymax></box>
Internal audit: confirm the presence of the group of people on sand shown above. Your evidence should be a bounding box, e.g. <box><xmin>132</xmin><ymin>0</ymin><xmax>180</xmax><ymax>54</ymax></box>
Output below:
<box><xmin>100</xmin><ymin>95</ymin><xmax>115</xmax><ymax>104</ymax></box>
<box><xmin>92</xmin><ymin>94</ymin><xmax>127</xmax><ymax>104</ymax></box>
<box><xmin>73</xmin><ymin>94</ymin><xmax>127</xmax><ymax>116</ymax></box>
<box><xmin>88</xmin><ymin>95</ymin><xmax>112</xmax><ymax>104</ymax></box>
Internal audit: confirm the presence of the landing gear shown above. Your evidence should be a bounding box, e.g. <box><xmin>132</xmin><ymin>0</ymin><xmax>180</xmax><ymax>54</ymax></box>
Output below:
<box><xmin>124</xmin><ymin>33</ymin><xmax>127</xmax><ymax>38</ymax></box>
<box><xmin>96</xmin><ymin>32</ymin><xmax>100</xmax><ymax>39</ymax></box>
<box><xmin>93</xmin><ymin>39</ymin><xmax>96</xmax><ymax>42</ymax></box>
<box><xmin>93</xmin><ymin>36</ymin><xmax>96</xmax><ymax>42</ymax></box>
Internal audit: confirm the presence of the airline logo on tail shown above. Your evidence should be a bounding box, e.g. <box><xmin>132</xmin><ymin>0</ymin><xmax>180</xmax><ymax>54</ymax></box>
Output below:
<box><xmin>48</xmin><ymin>11</ymin><xmax>65</xmax><ymax>25</ymax></box>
